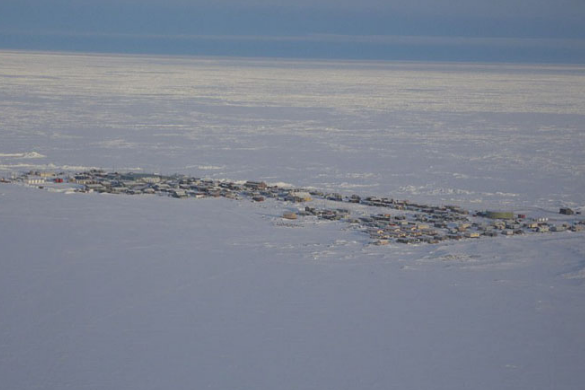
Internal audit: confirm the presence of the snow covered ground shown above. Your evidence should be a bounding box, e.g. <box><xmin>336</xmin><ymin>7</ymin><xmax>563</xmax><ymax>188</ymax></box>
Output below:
<box><xmin>1</xmin><ymin>50</ymin><xmax>584</xmax><ymax>389</ymax></box>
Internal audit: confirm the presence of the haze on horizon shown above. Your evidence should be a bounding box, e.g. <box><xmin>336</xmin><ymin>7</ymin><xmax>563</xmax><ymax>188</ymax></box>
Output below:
<box><xmin>1</xmin><ymin>0</ymin><xmax>585</xmax><ymax>63</ymax></box>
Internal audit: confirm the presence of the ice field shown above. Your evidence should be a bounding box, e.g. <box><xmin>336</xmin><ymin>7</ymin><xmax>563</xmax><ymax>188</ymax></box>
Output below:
<box><xmin>1</xmin><ymin>51</ymin><xmax>584</xmax><ymax>389</ymax></box>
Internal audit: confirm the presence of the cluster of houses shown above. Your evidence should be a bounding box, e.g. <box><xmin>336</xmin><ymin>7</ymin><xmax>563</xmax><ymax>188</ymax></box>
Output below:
<box><xmin>10</xmin><ymin>170</ymin><xmax>321</xmax><ymax>202</ymax></box>
<box><xmin>5</xmin><ymin>169</ymin><xmax>585</xmax><ymax>246</ymax></box>
<box><xmin>362</xmin><ymin>212</ymin><xmax>583</xmax><ymax>245</ymax></box>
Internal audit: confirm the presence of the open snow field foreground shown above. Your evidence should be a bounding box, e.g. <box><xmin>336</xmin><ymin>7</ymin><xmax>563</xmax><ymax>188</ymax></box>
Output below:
<box><xmin>1</xmin><ymin>50</ymin><xmax>585</xmax><ymax>389</ymax></box>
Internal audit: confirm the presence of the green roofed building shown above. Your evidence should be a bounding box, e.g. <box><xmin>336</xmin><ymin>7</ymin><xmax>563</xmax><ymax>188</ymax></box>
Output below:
<box><xmin>486</xmin><ymin>210</ymin><xmax>515</xmax><ymax>219</ymax></box>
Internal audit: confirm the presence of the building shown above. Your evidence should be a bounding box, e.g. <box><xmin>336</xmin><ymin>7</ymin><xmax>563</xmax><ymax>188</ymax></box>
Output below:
<box><xmin>245</xmin><ymin>181</ymin><xmax>267</xmax><ymax>191</ymax></box>
<box><xmin>25</xmin><ymin>177</ymin><xmax>45</xmax><ymax>185</ymax></box>
<box><xmin>485</xmin><ymin>210</ymin><xmax>514</xmax><ymax>219</ymax></box>
<box><xmin>282</xmin><ymin>212</ymin><xmax>298</xmax><ymax>220</ymax></box>
<box><xmin>285</xmin><ymin>191</ymin><xmax>312</xmax><ymax>202</ymax></box>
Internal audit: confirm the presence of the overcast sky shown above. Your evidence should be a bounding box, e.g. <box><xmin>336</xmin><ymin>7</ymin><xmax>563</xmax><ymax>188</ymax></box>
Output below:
<box><xmin>1</xmin><ymin>0</ymin><xmax>584</xmax><ymax>62</ymax></box>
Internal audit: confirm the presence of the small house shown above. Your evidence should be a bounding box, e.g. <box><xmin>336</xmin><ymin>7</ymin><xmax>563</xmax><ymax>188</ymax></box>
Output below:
<box><xmin>282</xmin><ymin>212</ymin><xmax>298</xmax><ymax>220</ymax></box>
<box><xmin>245</xmin><ymin>181</ymin><xmax>267</xmax><ymax>191</ymax></box>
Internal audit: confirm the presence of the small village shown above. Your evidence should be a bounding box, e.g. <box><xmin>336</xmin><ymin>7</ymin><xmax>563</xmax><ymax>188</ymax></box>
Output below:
<box><xmin>3</xmin><ymin>169</ymin><xmax>584</xmax><ymax>246</ymax></box>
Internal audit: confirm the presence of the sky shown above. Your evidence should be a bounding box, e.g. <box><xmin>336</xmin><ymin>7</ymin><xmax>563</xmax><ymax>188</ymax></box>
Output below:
<box><xmin>1</xmin><ymin>0</ymin><xmax>585</xmax><ymax>62</ymax></box>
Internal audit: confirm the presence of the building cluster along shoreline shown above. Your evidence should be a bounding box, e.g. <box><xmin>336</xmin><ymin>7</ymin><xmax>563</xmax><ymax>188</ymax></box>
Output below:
<box><xmin>3</xmin><ymin>169</ymin><xmax>584</xmax><ymax>246</ymax></box>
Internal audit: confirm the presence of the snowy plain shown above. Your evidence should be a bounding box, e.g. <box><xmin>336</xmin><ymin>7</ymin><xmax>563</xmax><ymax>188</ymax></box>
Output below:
<box><xmin>1</xmin><ymin>50</ymin><xmax>585</xmax><ymax>390</ymax></box>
